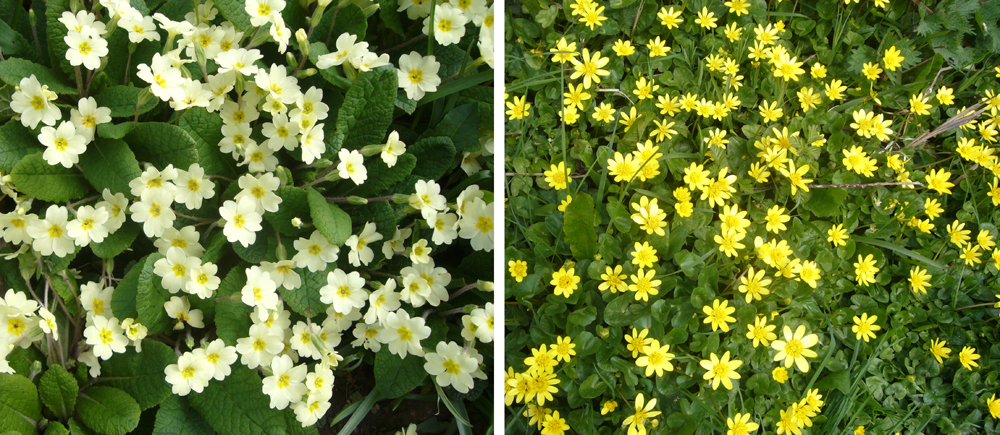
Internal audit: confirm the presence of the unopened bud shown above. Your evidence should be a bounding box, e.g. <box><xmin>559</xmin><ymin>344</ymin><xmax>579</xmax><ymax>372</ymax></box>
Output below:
<box><xmin>275</xmin><ymin>242</ymin><xmax>287</xmax><ymax>261</ymax></box>
<box><xmin>184</xmin><ymin>334</ymin><xmax>195</xmax><ymax>349</ymax></box>
<box><xmin>362</xmin><ymin>3</ymin><xmax>380</xmax><ymax>17</ymax></box>
<box><xmin>28</xmin><ymin>9</ymin><xmax>36</xmax><ymax>27</ymax></box>
<box><xmin>324</xmin><ymin>170</ymin><xmax>342</xmax><ymax>182</ymax></box>
<box><xmin>598</xmin><ymin>327</ymin><xmax>610</xmax><ymax>339</ymax></box>
<box><xmin>343</xmin><ymin>62</ymin><xmax>358</xmax><ymax>82</ymax></box>
<box><xmin>29</xmin><ymin>360</ymin><xmax>42</xmax><ymax>380</ymax></box>
<box><xmin>317</xmin><ymin>0</ymin><xmax>332</xmax><ymax>7</ymax></box>
<box><xmin>477</xmin><ymin>280</ymin><xmax>494</xmax><ymax>292</ymax></box>
<box><xmin>347</xmin><ymin>196</ymin><xmax>368</xmax><ymax>205</ymax></box>
<box><xmin>298</xmin><ymin>68</ymin><xmax>317</xmax><ymax>78</ymax></box>
<box><xmin>291</xmin><ymin>217</ymin><xmax>303</xmax><ymax>228</ymax></box>
<box><xmin>391</xmin><ymin>194</ymin><xmax>410</xmax><ymax>204</ymax></box>
<box><xmin>360</xmin><ymin>144</ymin><xmax>383</xmax><ymax>156</ymax></box>
<box><xmin>194</xmin><ymin>43</ymin><xmax>207</xmax><ymax>68</ymax></box>
<box><xmin>295</xmin><ymin>29</ymin><xmax>309</xmax><ymax>54</ymax></box>
<box><xmin>275</xmin><ymin>165</ymin><xmax>292</xmax><ymax>186</ymax></box>
<box><xmin>249</xmin><ymin>27</ymin><xmax>272</xmax><ymax>48</ymax></box>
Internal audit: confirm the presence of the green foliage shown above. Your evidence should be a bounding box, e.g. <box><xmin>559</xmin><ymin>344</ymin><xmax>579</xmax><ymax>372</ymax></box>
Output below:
<box><xmin>152</xmin><ymin>396</ymin><xmax>213</xmax><ymax>435</ymax></box>
<box><xmin>374</xmin><ymin>348</ymin><xmax>429</xmax><ymax>399</ymax></box>
<box><xmin>93</xmin><ymin>86</ymin><xmax>158</xmax><ymax>118</ymax></box>
<box><xmin>98</xmin><ymin>341</ymin><xmax>178</xmax><ymax>410</ymax></box>
<box><xmin>179</xmin><ymin>107</ymin><xmax>238</xmax><ymax>179</ymax></box>
<box><xmin>279</xmin><ymin>266</ymin><xmax>328</xmax><ymax>318</ymax></box>
<box><xmin>188</xmin><ymin>365</ymin><xmax>287</xmax><ymax>435</ymax></box>
<box><xmin>306</xmin><ymin>187</ymin><xmax>352</xmax><ymax>246</ymax></box>
<box><xmin>39</xmin><ymin>365</ymin><xmax>78</xmax><ymax>420</ymax></box>
<box><xmin>124</xmin><ymin>123</ymin><xmax>200</xmax><ymax>170</ymax></box>
<box><xmin>78</xmin><ymin>137</ymin><xmax>143</xmax><ymax>197</ymax></box>
<box><xmin>0</xmin><ymin>119</ymin><xmax>42</xmax><ymax>172</ymax></box>
<box><xmin>0</xmin><ymin>373</ymin><xmax>41</xmax><ymax>435</ymax></box>
<box><xmin>408</xmin><ymin>136</ymin><xmax>456</xmax><ymax>179</ymax></box>
<box><xmin>76</xmin><ymin>387</ymin><xmax>141</xmax><ymax>435</ymax></box>
<box><xmin>329</xmin><ymin>66</ymin><xmax>398</xmax><ymax>153</ymax></box>
<box><xmin>11</xmin><ymin>152</ymin><xmax>90</xmax><ymax>202</ymax></box>
<box><xmin>136</xmin><ymin>253</ymin><xmax>172</xmax><ymax>334</ymax></box>
<box><xmin>0</xmin><ymin>58</ymin><xmax>76</xmax><ymax>94</ymax></box>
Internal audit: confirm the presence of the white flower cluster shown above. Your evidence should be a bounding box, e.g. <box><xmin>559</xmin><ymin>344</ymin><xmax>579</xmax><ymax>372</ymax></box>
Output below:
<box><xmin>0</xmin><ymin>289</ymin><xmax>57</xmax><ymax>374</ymax></box>
<box><xmin>402</xmin><ymin>0</ymin><xmax>495</xmax><ymax>68</ymax></box>
<box><xmin>0</xmin><ymin>190</ymin><xmax>128</xmax><ymax>258</ymax></box>
<box><xmin>74</xmin><ymin>280</ymin><xmax>150</xmax><ymax>374</ymax></box>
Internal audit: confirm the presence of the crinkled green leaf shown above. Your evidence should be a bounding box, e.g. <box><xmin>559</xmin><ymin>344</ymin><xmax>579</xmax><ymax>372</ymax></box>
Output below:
<box><xmin>91</xmin><ymin>222</ymin><xmax>140</xmax><ymax>260</ymax></box>
<box><xmin>152</xmin><ymin>395</ymin><xmax>213</xmax><ymax>435</ymax></box>
<box><xmin>264</xmin><ymin>186</ymin><xmax>310</xmax><ymax>237</ymax></box>
<box><xmin>329</xmin><ymin>65</ymin><xmax>397</xmax><ymax>153</ymax></box>
<box><xmin>0</xmin><ymin>373</ymin><xmax>41</xmax><ymax>435</ymax></box>
<box><xmin>136</xmin><ymin>253</ymin><xmax>171</xmax><ymax>334</ymax></box>
<box><xmin>0</xmin><ymin>19</ymin><xmax>43</xmax><ymax>65</ymax></box>
<box><xmin>44</xmin><ymin>421</ymin><xmax>68</xmax><ymax>435</ymax></box>
<box><xmin>280</xmin><ymin>266</ymin><xmax>328</xmax><ymax>318</ymax></box>
<box><xmin>78</xmin><ymin>137</ymin><xmax>142</xmax><ymax>197</ymax></box>
<box><xmin>38</xmin><ymin>365</ymin><xmax>78</xmax><ymax>420</ymax></box>
<box><xmin>179</xmin><ymin>107</ymin><xmax>238</xmax><ymax>179</ymax></box>
<box><xmin>215</xmin><ymin>267</ymin><xmax>251</xmax><ymax>346</ymax></box>
<box><xmin>125</xmin><ymin>123</ymin><xmax>199</xmax><ymax>170</ymax></box>
<box><xmin>98</xmin><ymin>341</ymin><xmax>177</xmax><ymax>410</ymax></box>
<box><xmin>408</xmin><ymin>136</ymin><xmax>456</xmax><ymax>179</ymax></box>
<box><xmin>0</xmin><ymin>119</ymin><xmax>43</xmax><ymax>172</ymax></box>
<box><xmin>374</xmin><ymin>348</ymin><xmax>427</xmax><ymax>399</ymax></box>
<box><xmin>214</xmin><ymin>0</ymin><xmax>253</xmax><ymax>31</ymax></box>
<box><xmin>421</xmin><ymin>103</ymin><xmax>481</xmax><ymax>155</ymax></box>
<box><xmin>188</xmin><ymin>365</ymin><xmax>287</xmax><ymax>435</ymax></box>
<box><xmin>353</xmin><ymin>153</ymin><xmax>416</xmax><ymax>197</ymax></box>
<box><xmin>10</xmin><ymin>152</ymin><xmax>89</xmax><ymax>203</ymax></box>
<box><xmin>45</xmin><ymin>0</ymin><xmax>73</xmax><ymax>78</ymax></box>
<box><xmin>306</xmin><ymin>187</ymin><xmax>352</xmax><ymax>246</ymax></box>
<box><xmin>311</xmin><ymin>2</ymin><xmax>368</xmax><ymax>44</ymax></box>
<box><xmin>0</xmin><ymin>58</ymin><xmax>76</xmax><ymax>94</ymax></box>
<box><xmin>377</xmin><ymin>0</ymin><xmax>406</xmax><ymax>36</ymax></box>
<box><xmin>96</xmin><ymin>122</ymin><xmax>136</xmax><ymax>139</ymax></box>
<box><xmin>93</xmin><ymin>86</ymin><xmax>157</xmax><ymax>118</ymax></box>
<box><xmin>110</xmin><ymin>256</ymin><xmax>144</xmax><ymax>321</ymax></box>
<box><xmin>76</xmin><ymin>387</ymin><xmax>141</xmax><ymax>435</ymax></box>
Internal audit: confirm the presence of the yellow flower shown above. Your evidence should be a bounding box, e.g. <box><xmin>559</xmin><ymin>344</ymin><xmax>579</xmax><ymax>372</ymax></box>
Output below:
<box><xmin>701</xmin><ymin>167</ymin><xmax>738</xmax><ymax>207</ymax></box>
<box><xmin>779</xmin><ymin>161</ymin><xmax>812</xmax><ymax>195</ymax></box>
<box><xmin>543</xmin><ymin>161</ymin><xmax>571</xmax><ymax>190</ymax></box>
<box><xmin>726</xmin><ymin>412</ymin><xmax>759</xmax><ymax>435</ymax></box>
<box><xmin>541</xmin><ymin>410</ymin><xmax>569</xmax><ymax>435</ymax></box>
<box><xmin>936</xmin><ymin>86</ymin><xmax>955</xmax><ymax>105</ymax></box>
<box><xmin>636</xmin><ymin>339</ymin><xmax>675</xmax><ymax>377</ymax></box>
<box><xmin>699</xmin><ymin>351</ymin><xmax>742</xmax><ymax>390</ymax></box>
<box><xmin>862</xmin><ymin>62</ymin><xmax>883</xmax><ymax>80</ymax></box>
<box><xmin>910</xmin><ymin>92</ymin><xmax>932</xmax><ymax>115</ymax></box>
<box><xmin>883</xmin><ymin>46</ymin><xmax>904</xmax><ymax>71</ymax></box>
<box><xmin>989</xmin><ymin>178</ymin><xmax>1000</xmax><ymax>206</ymax></box>
<box><xmin>562</xmin><ymin>82</ymin><xmax>591</xmax><ymax>110</ymax></box>
<box><xmin>724</xmin><ymin>22</ymin><xmax>742</xmax><ymax>42</ymax></box>
<box><xmin>754</xmin><ymin>23</ymin><xmax>778</xmax><ymax>45</ymax></box>
<box><xmin>578</xmin><ymin>3</ymin><xmax>607</xmax><ymax>29</ymax></box>
<box><xmin>825</xmin><ymin>79</ymin><xmax>847</xmax><ymax>100</ymax></box>
<box><xmin>655</xmin><ymin>93</ymin><xmax>680</xmax><ymax>116</ymax></box>
<box><xmin>549</xmin><ymin>38</ymin><xmax>579</xmax><ymax>64</ymax></box>
<box><xmin>657</xmin><ymin>6</ymin><xmax>683</xmax><ymax>29</ymax></box>
<box><xmin>505</xmin><ymin>95</ymin><xmax>531</xmax><ymax>120</ymax></box>
<box><xmin>630</xmin><ymin>241</ymin><xmax>658</xmax><ymax>269</ymax></box>
<box><xmin>623</xmin><ymin>393</ymin><xmax>661</xmax><ymax>435</ymax></box>
<box><xmin>550</xmin><ymin>266</ymin><xmax>580</xmax><ymax>298</ymax></box>
<box><xmin>759</xmin><ymin>100</ymin><xmax>784</xmax><ymax>123</ymax></box>
<box><xmin>854</xmin><ymin>426</ymin><xmax>865</xmax><ymax>435</ymax></box>
<box><xmin>853</xmin><ymin>254</ymin><xmax>879</xmax><ymax>286</ymax></box>
<box><xmin>702</xmin><ymin>299</ymin><xmax>736</xmax><ymax>332</ymax></box>
<box><xmin>714</xmin><ymin>229</ymin><xmax>746</xmax><ymax>258</ymax></box>
<box><xmin>601</xmin><ymin>400</ymin><xmax>618</xmax><ymax>415</ymax></box>
<box><xmin>746</xmin><ymin>315</ymin><xmax>777</xmax><ymax>348</ymax></box>
<box><xmin>683</xmin><ymin>162</ymin><xmax>711</xmax><ymax>191</ymax></box>
<box><xmin>987</xmin><ymin>394</ymin><xmax>1000</xmax><ymax>419</ymax></box>
<box><xmin>560</xmin><ymin>105</ymin><xmax>579</xmax><ymax>125</ymax></box>
<box><xmin>628</xmin><ymin>269</ymin><xmax>661</xmax><ymax>302</ymax></box>
<box><xmin>570</xmin><ymin>48</ymin><xmax>610</xmax><ymax>89</ymax></box>
<box><xmin>959</xmin><ymin>346</ymin><xmax>980</xmax><ymax>370</ymax></box>
<box><xmin>764</xmin><ymin>205</ymin><xmax>790</xmax><ymax>233</ymax></box>
<box><xmin>797</xmin><ymin>87</ymin><xmax>821</xmax><ymax>112</ymax></box>
<box><xmin>528</xmin><ymin>370</ymin><xmax>560</xmax><ymax>406</ymax></box>
<box><xmin>929</xmin><ymin>338</ymin><xmax>951</xmax><ymax>363</ymax></box>
<box><xmin>772</xmin><ymin>366</ymin><xmax>788</xmax><ymax>383</ymax></box>
<box><xmin>851</xmin><ymin>313</ymin><xmax>881</xmax><ymax>342</ymax></box>
<box><xmin>724</xmin><ymin>0</ymin><xmax>748</xmax><ymax>15</ymax></box>
<box><xmin>960</xmin><ymin>244</ymin><xmax>982</xmax><ymax>266</ymax></box>
<box><xmin>607</xmin><ymin>151</ymin><xmax>637</xmax><ymax>182</ymax></box>
<box><xmin>557</xmin><ymin>195</ymin><xmax>572</xmax><ymax>212</ymax></box>
<box><xmin>772</xmin><ymin>325</ymin><xmax>819</xmax><ymax>372</ymax></box>
<box><xmin>613</xmin><ymin>39</ymin><xmax>636</xmax><ymax>57</ymax></box>
<box><xmin>795</xmin><ymin>260</ymin><xmax>822</xmax><ymax>288</ymax></box>
<box><xmin>568</xmin><ymin>0</ymin><xmax>594</xmax><ymax>16</ymax></box>
<box><xmin>599</xmin><ymin>265</ymin><xmax>627</xmax><ymax>293</ymax></box>
<box><xmin>625</xmin><ymin>328</ymin><xmax>652</xmax><ymax>358</ymax></box>
<box><xmin>811</xmin><ymin>62</ymin><xmax>828</xmax><ymax>79</ymax></box>
<box><xmin>649</xmin><ymin>119</ymin><xmax>676</xmax><ymax>142</ymax></box>
<box><xmin>553</xmin><ymin>336</ymin><xmax>576</xmax><ymax>362</ymax></box>
<box><xmin>694</xmin><ymin>7</ymin><xmax>717</xmax><ymax>29</ymax></box>
<box><xmin>619</xmin><ymin>107</ymin><xmax>640</xmax><ymax>132</ymax></box>
<box><xmin>631</xmin><ymin>196</ymin><xmax>668</xmax><ymax>236</ymax></box>
<box><xmin>908</xmin><ymin>267</ymin><xmax>931</xmax><ymax>294</ymax></box>
<box><xmin>773</xmin><ymin>53</ymin><xmax>805</xmax><ymax>82</ymax></box>
<box><xmin>646</xmin><ymin>36</ymin><xmax>670</xmax><ymax>57</ymax></box>
<box><xmin>524</xmin><ymin>344</ymin><xmax>558</xmax><ymax>374</ymax></box>
<box><xmin>508</xmin><ymin>260</ymin><xmax>528</xmax><ymax>283</ymax></box>
<box><xmin>592</xmin><ymin>102</ymin><xmax>616</xmax><ymax>124</ymax></box>
<box><xmin>719</xmin><ymin>203</ymin><xmax>750</xmax><ymax>234</ymax></box>
<box><xmin>632</xmin><ymin>77</ymin><xmax>658</xmax><ymax>100</ymax></box>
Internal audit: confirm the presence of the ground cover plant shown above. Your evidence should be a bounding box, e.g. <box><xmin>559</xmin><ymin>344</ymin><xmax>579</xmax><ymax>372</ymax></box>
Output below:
<box><xmin>504</xmin><ymin>0</ymin><xmax>1000</xmax><ymax>433</ymax></box>
<box><xmin>0</xmin><ymin>0</ymin><xmax>495</xmax><ymax>433</ymax></box>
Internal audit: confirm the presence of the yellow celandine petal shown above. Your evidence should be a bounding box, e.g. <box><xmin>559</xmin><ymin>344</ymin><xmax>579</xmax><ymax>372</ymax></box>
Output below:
<box><xmin>851</xmin><ymin>313</ymin><xmax>881</xmax><ymax>342</ymax></box>
<box><xmin>508</xmin><ymin>260</ymin><xmax>529</xmax><ymax>282</ymax></box>
<box><xmin>550</xmin><ymin>266</ymin><xmax>580</xmax><ymax>298</ymax></box>
<box><xmin>699</xmin><ymin>351</ymin><xmax>742</xmax><ymax>390</ymax></box>
<box><xmin>771</xmin><ymin>325</ymin><xmax>819</xmax><ymax>373</ymax></box>
<box><xmin>543</xmin><ymin>161</ymin><xmax>571</xmax><ymax>190</ymax></box>
<box><xmin>987</xmin><ymin>394</ymin><xmax>1000</xmax><ymax>419</ymax></box>
<box><xmin>929</xmin><ymin>338</ymin><xmax>951</xmax><ymax>363</ymax></box>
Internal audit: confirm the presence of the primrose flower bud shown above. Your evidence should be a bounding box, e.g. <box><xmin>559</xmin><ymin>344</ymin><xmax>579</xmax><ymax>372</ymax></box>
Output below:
<box><xmin>295</xmin><ymin>29</ymin><xmax>309</xmax><ymax>55</ymax></box>
<box><xmin>478</xmin><ymin>281</ymin><xmax>494</xmax><ymax>292</ymax></box>
<box><xmin>346</xmin><ymin>196</ymin><xmax>368</xmax><ymax>205</ymax></box>
<box><xmin>291</xmin><ymin>217</ymin><xmax>303</xmax><ymax>228</ymax></box>
<box><xmin>275</xmin><ymin>242</ymin><xmax>287</xmax><ymax>261</ymax></box>
<box><xmin>360</xmin><ymin>144</ymin><xmax>383</xmax><ymax>156</ymax></box>
<box><xmin>391</xmin><ymin>194</ymin><xmax>410</xmax><ymax>204</ymax></box>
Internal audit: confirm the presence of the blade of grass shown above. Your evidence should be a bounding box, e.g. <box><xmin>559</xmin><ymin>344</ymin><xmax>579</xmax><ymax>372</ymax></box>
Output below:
<box><xmin>851</xmin><ymin>235</ymin><xmax>945</xmax><ymax>269</ymax></box>
<box><xmin>334</xmin><ymin>388</ymin><xmax>382</xmax><ymax>434</ymax></box>
<box><xmin>434</xmin><ymin>383</ymin><xmax>472</xmax><ymax>427</ymax></box>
